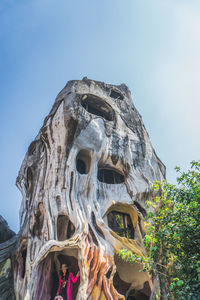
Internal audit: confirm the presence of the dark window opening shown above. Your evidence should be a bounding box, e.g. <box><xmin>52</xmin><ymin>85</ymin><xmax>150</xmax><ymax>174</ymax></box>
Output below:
<box><xmin>81</xmin><ymin>94</ymin><xmax>114</xmax><ymax>121</ymax></box>
<box><xmin>53</xmin><ymin>254</ymin><xmax>79</xmax><ymax>300</ymax></box>
<box><xmin>113</xmin><ymin>272</ymin><xmax>131</xmax><ymax>296</ymax></box>
<box><xmin>76</xmin><ymin>150</ymin><xmax>91</xmax><ymax>174</ymax></box>
<box><xmin>98</xmin><ymin>168</ymin><xmax>125</xmax><ymax>184</ymax></box>
<box><xmin>57</xmin><ymin>215</ymin><xmax>75</xmax><ymax>241</ymax></box>
<box><xmin>107</xmin><ymin>211</ymin><xmax>134</xmax><ymax>239</ymax></box>
<box><xmin>32</xmin><ymin>202</ymin><xmax>44</xmax><ymax>238</ymax></box>
<box><xmin>21</xmin><ymin>249</ymin><xmax>27</xmax><ymax>279</ymax></box>
<box><xmin>110</xmin><ymin>90</ymin><xmax>124</xmax><ymax>100</ymax></box>
<box><xmin>35</xmin><ymin>252</ymin><xmax>80</xmax><ymax>300</ymax></box>
<box><xmin>67</xmin><ymin>221</ymin><xmax>75</xmax><ymax>239</ymax></box>
<box><xmin>76</xmin><ymin>159</ymin><xmax>86</xmax><ymax>174</ymax></box>
<box><xmin>127</xmin><ymin>289</ymin><xmax>150</xmax><ymax>300</ymax></box>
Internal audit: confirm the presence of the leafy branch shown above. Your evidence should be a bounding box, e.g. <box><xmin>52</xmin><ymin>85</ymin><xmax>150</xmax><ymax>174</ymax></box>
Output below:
<box><xmin>118</xmin><ymin>161</ymin><xmax>200</xmax><ymax>300</ymax></box>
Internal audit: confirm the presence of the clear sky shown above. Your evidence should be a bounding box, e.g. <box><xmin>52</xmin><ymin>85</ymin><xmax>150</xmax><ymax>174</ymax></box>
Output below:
<box><xmin>0</xmin><ymin>0</ymin><xmax>200</xmax><ymax>233</ymax></box>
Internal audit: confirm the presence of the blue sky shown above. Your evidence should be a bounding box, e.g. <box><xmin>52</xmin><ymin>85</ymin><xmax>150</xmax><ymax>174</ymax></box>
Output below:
<box><xmin>0</xmin><ymin>0</ymin><xmax>200</xmax><ymax>232</ymax></box>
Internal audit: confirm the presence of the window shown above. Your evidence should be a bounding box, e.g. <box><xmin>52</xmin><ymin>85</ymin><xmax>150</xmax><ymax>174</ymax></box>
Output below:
<box><xmin>81</xmin><ymin>94</ymin><xmax>114</xmax><ymax>121</ymax></box>
<box><xmin>98</xmin><ymin>168</ymin><xmax>125</xmax><ymax>184</ymax></box>
<box><xmin>76</xmin><ymin>150</ymin><xmax>91</xmax><ymax>174</ymax></box>
<box><xmin>110</xmin><ymin>89</ymin><xmax>124</xmax><ymax>100</ymax></box>
<box><xmin>107</xmin><ymin>211</ymin><xmax>134</xmax><ymax>239</ymax></box>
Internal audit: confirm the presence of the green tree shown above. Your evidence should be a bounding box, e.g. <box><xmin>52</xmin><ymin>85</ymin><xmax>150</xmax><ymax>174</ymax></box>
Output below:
<box><xmin>145</xmin><ymin>161</ymin><xmax>200</xmax><ymax>299</ymax></box>
<box><xmin>118</xmin><ymin>161</ymin><xmax>200</xmax><ymax>299</ymax></box>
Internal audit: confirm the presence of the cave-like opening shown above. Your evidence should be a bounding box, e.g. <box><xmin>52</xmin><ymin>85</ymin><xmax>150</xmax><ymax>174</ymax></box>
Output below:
<box><xmin>51</xmin><ymin>254</ymin><xmax>80</xmax><ymax>300</ymax></box>
<box><xmin>127</xmin><ymin>288</ymin><xmax>150</xmax><ymax>300</ymax></box>
<box><xmin>110</xmin><ymin>89</ymin><xmax>124</xmax><ymax>100</ymax></box>
<box><xmin>34</xmin><ymin>252</ymin><xmax>79</xmax><ymax>300</ymax></box>
<box><xmin>76</xmin><ymin>149</ymin><xmax>91</xmax><ymax>175</ymax></box>
<box><xmin>81</xmin><ymin>94</ymin><xmax>114</xmax><ymax>121</ymax></box>
<box><xmin>57</xmin><ymin>215</ymin><xmax>75</xmax><ymax>241</ymax></box>
<box><xmin>113</xmin><ymin>255</ymin><xmax>152</xmax><ymax>300</ymax></box>
<box><xmin>76</xmin><ymin>159</ymin><xmax>86</xmax><ymax>174</ymax></box>
<box><xmin>113</xmin><ymin>271</ymin><xmax>131</xmax><ymax>297</ymax></box>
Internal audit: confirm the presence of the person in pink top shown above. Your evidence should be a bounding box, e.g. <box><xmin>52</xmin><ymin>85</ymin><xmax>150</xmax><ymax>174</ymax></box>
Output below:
<box><xmin>54</xmin><ymin>264</ymin><xmax>79</xmax><ymax>300</ymax></box>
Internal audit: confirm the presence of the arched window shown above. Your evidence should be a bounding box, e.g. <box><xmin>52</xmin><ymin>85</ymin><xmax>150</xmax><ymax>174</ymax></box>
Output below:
<box><xmin>98</xmin><ymin>168</ymin><xmax>125</xmax><ymax>184</ymax></box>
<box><xmin>107</xmin><ymin>211</ymin><xmax>134</xmax><ymax>239</ymax></box>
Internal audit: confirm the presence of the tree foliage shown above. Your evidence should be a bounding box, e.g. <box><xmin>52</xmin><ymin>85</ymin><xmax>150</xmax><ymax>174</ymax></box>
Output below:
<box><xmin>118</xmin><ymin>161</ymin><xmax>200</xmax><ymax>299</ymax></box>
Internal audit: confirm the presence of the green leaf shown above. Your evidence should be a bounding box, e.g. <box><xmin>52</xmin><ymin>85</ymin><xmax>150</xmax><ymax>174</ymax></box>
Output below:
<box><xmin>177</xmin><ymin>280</ymin><xmax>184</xmax><ymax>287</ymax></box>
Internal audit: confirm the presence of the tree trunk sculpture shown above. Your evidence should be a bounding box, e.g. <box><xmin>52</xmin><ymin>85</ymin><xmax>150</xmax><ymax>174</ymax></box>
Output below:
<box><xmin>1</xmin><ymin>78</ymin><xmax>165</xmax><ymax>300</ymax></box>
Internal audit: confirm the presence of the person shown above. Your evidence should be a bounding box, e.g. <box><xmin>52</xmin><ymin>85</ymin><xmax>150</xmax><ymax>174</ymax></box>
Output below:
<box><xmin>54</xmin><ymin>264</ymin><xmax>79</xmax><ymax>300</ymax></box>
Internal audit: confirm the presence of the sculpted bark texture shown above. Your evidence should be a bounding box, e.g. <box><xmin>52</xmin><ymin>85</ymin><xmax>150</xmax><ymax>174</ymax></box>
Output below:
<box><xmin>1</xmin><ymin>78</ymin><xmax>165</xmax><ymax>300</ymax></box>
<box><xmin>0</xmin><ymin>216</ymin><xmax>17</xmax><ymax>299</ymax></box>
